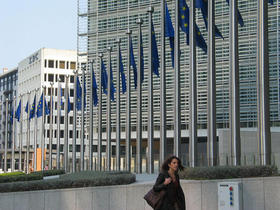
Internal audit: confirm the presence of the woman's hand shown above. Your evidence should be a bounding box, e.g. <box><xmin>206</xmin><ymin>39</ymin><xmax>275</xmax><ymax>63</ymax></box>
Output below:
<box><xmin>163</xmin><ymin>177</ymin><xmax>172</xmax><ymax>185</ymax></box>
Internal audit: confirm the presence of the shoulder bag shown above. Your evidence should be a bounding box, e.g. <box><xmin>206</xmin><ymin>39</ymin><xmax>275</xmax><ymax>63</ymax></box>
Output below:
<box><xmin>144</xmin><ymin>188</ymin><xmax>166</xmax><ymax>210</ymax></box>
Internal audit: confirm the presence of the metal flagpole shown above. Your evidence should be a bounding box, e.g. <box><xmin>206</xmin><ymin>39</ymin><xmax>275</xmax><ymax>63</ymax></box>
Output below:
<box><xmin>147</xmin><ymin>6</ymin><xmax>154</xmax><ymax>174</ymax></box>
<box><xmin>107</xmin><ymin>47</ymin><xmax>112</xmax><ymax>171</ymax></box>
<box><xmin>0</xmin><ymin>102</ymin><xmax>1</xmax><ymax>170</ymax></box>
<box><xmin>57</xmin><ymin>79</ymin><xmax>61</xmax><ymax>169</ymax></box>
<box><xmin>49</xmin><ymin>82</ymin><xmax>54</xmax><ymax>170</ymax></box>
<box><xmin>116</xmin><ymin>39</ymin><xmax>121</xmax><ymax>171</ymax></box>
<box><xmin>4</xmin><ymin>97</ymin><xmax>8</xmax><ymax>173</ymax></box>
<box><xmin>0</xmin><ymin>101</ymin><xmax>1</xmax><ymax>166</ymax></box>
<box><xmin>41</xmin><ymin>86</ymin><xmax>46</xmax><ymax>171</ymax></box>
<box><xmin>12</xmin><ymin>95</ymin><xmax>16</xmax><ymax>172</ymax></box>
<box><xmin>89</xmin><ymin>62</ymin><xmax>94</xmax><ymax>171</ymax></box>
<box><xmin>98</xmin><ymin>54</ymin><xmax>103</xmax><ymax>171</ymax></box>
<box><xmin>73</xmin><ymin>70</ymin><xmax>78</xmax><ymax>172</ymax></box>
<box><xmin>207</xmin><ymin>0</ymin><xmax>217</xmax><ymax>166</ymax></box>
<box><xmin>229</xmin><ymin>0</ymin><xmax>241</xmax><ymax>166</ymax></box>
<box><xmin>27</xmin><ymin>91</ymin><xmax>31</xmax><ymax>173</ymax></box>
<box><xmin>189</xmin><ymin>0</ymin><xmax>198</xmax><ymax>167</ymax></box>
<box><xmin>126</xmin><ymin>29</ymin><xmax>132</xmax><ymax>172</ymax></box>
<box><xmin>34</xmin><ymin>88</ymin><xmax>38</xmax><ymax>171</ymax></box>
<box><xmin>19</xmin><ymin>94</ymin><xmax>23</xmax><ymax>171</ymax></box>
<box><xmin>174</xmin><ymin>0</ymin><xmax>181</xmax><ymax>157</ymax></box>
<box><xmin>136</xmin><ymin>18</ymin><xmax>143</xmax><ymax>173</ymax></box>
<box><xmin>160</xmin><ymin>0</ymin><xmax>167</xmax><ymax>168</ymax></box>
<box><xmin>64</xmin><ymin>75</ymin><xmax>69</xmax><ymax>172</ymax></box>
<box><xmin>257</xmin><ymin>0</ymin><xmax>271</xmax><ymax>165</ymax></box>
<box><xmin>81</xmin><ymin>66</ymin><xmax>86</xmax><ymax>171</ymax></box>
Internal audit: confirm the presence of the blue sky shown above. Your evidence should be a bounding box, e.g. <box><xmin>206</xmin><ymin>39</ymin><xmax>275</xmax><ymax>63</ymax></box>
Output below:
<box><xmin>0</xmin><ymin>0</ymin><xmax>77</xmax><ymax>71</ymax></box>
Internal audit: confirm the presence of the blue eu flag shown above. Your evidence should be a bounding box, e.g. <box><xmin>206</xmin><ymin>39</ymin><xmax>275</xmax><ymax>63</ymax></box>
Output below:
<box><xmin>195</xmin><ymin>24</ymin><xmax>207</xmax><ymax>53</ymax></box>
<box><xmin>179</xmin><ymin>0</ymin><xmax>190</xmax><ymax>34</ymax></box>
<box><xmin>25</xmin><ymin>101</ymin><xmax>28</xmax><ymax>114</ymax></box>
<box><xmin>67</xmin><ymin>94</ymin><xmax>71</xmax><ymax>113</ymax></box>
<box><xmin>179</xmin><ymin>0</ymin><xmax>207</xmax><ymax>53</ymax></box>
<box><xmin>76</xmin><ymin>77</ymin><xmax>82</xmax><ymax>111</ymax></box>
<box><xmin>110</xmin><ymin>62</ymin><xmax>116</xmax><ymax>101</ymax></box>
<box><xmin>30</xmin><ymin>95</ymin><xmax>36</xmax><ymax>119</ymax></box>
<box><xmin>151</xmin><ymin>21</ymin><xmax>160</xmax><ymax>77</ymax></box>
<box><xmin>119</xmin><ymin>49</ymin><xmax>127</xmax><ymax>94</ymax></box>
<box><xmin>101</xmin><ymin>59</ymin><xmax>108</xmax><ymax>95</ymax></box>
<box><xmin>165</xmin><ymin>3</ymin><xmax>175</xmax><ymax>68</ymax></box>
<box><xmin>140</xmin><ymin>27</ymin><xmax>144</xmax><ymax>83</ymax></box>
<box><xmin>45</xmin><ymin>98</ymin><xmax>50</xmax><ymax>116</ymax></box>
<box><xmin>225</xmin><ymin>0</ymin><xmax>244</xmax><ymax>27</ymax></box>
<box><xmin>37</xmin><ymin>93</ymin><xmax>50</xmax><ymax>117</ymax></box>
<box><xmin>10</xmin><ymin>107</ymin><xmax>14</xmax><ymax>124</ymax></box>
<box><xmin>196</xmin><ymin>0</ymin><xmax>224</xmax><ymax>39</ymax></box>
<box><xmin>15</xmin><ymin>100</ymin><xmax>21</xmax><ymax>122</ymax></box>
<box><xmin>92</xmin><ymin>67</ymin><xmax>98</xmax><ymax>106</ymax></box>
<box><xmin>130</xmin><ymin>38</ymin><xmax>138</xmax><ymax>89</ymax></box>
<box><xmin>59</xmin><ymin>87</ymin><xmax>63</xmax><ymax>109</ymax></box>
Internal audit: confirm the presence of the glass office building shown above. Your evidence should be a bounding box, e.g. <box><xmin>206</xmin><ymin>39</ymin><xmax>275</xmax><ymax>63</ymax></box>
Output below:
<box><xmin>78</xmin><ymin>0</ymin><xmax>280</xmax><ymax>166</ymax></box>
<box><xmin>0</xmin><ymin>68</ymin><xmax>18</xmax><ymax>169</ymax></box>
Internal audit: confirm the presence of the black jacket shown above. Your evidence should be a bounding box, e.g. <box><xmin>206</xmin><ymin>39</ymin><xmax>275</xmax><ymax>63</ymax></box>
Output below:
<box><xmin>153</xmin><ymin>171</ymin><xmax>186</xmax><ymax>210</ymax></box>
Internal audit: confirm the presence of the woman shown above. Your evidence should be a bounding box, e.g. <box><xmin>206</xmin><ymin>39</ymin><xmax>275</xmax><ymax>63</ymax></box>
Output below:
<box><xmin>153</xmin><ymin>156</ymin><xmax>186</xmax><ymax>210</ymax></box>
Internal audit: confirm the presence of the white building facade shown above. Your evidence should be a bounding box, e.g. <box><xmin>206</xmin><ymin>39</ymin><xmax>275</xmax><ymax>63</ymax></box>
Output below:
<box><xmin>17</xmin><ymin>48</ymin><xmax>79</xmax><ymax>168</ymax></box>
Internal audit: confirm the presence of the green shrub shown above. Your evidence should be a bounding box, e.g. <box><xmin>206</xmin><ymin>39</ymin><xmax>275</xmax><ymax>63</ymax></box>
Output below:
<box><xmin>0</xmin><ymin>171</ymin><xmax>136</xmax><ymax>193</ymax></box>
<box><xmin>0</xmin><ymin>172</ymin><xmax>25</xmax><ymax>176</ymax></box>
<box><xmin>0</xmin><ymin>170</ymin><xmax>66</xmax><ymax>184</ymax></box>
<box><xmin>0</xmin><ymin>173</ymin><xmax>42</xmax><ymax>184</ymax></box>
<box><xmin>31</xmin><ymin>169</ymin><xmax>65</xmax><ymax>177</ymax></box>
<box><xmin>179</xmin><ymin>165</ymin><xmax>278</xmax><ymax>180</ymax></box>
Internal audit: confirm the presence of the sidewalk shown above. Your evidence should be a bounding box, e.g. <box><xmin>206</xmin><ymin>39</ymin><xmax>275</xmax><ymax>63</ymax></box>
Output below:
<box><xmin>135</xmin><ymin>173</ymin><xmax>158</xmax><ymax>184</ymax></box>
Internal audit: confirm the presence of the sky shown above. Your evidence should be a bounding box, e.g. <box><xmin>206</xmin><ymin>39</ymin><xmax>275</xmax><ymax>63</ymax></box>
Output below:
<box><xmin>0</xmin><ymin>0</ymin><xmax>77</xmax><ymax>72</ymax></box>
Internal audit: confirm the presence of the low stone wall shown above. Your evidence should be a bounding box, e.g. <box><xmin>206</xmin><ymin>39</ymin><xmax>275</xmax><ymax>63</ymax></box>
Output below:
<box><xmin>0</xmin><ymin>176</ymin><xmax>280</xmax><ymax>210</ymax></box>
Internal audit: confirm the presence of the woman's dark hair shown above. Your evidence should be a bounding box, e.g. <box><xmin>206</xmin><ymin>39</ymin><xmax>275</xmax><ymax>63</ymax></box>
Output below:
<box><xmin>161</xmin><ymin>156</ymin><xmax>184</xmax><ymax>172</ymax></box>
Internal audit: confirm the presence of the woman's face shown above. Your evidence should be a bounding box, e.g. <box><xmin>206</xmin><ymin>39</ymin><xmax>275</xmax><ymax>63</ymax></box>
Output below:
<box><xmin>168</xmin><ymin>158</ymin><xmax>179</xmax><ymax>172</ymax></box>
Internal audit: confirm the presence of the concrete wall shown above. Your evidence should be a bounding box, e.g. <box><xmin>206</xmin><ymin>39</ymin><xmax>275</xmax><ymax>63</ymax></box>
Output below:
<box><xmin>1</xmin><ymin>176</ymin><xmax>280</xmax><ymax>210</ymax></box>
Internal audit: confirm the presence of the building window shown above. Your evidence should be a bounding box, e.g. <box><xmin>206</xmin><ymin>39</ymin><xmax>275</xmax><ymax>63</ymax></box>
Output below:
<box><xmin>60</xmin><ymin>130</ymin><xmax>64</xmax><ymax>138</ymax></box>
<box><xmin>44</xmin><ymin>60</ymin><xmax>47</xmax><ymax>68</ymax></box>
<box><xmin>70</xmin><ymin>116</ymin><xmax>73</xmax><ymax>124</ymax></box>
<box><xmin>66</xmin><ymin>61</ymin><xmax>69</xmax><ymax>69</ymax></box>
<box><xmin>70</xmin><ymin>62</ymin><xmax>76</xmax><ymax>70</ymax></box>
<box><xmin>48</xmin><ymin>60</ymin><xmax>54</xmax><ymax>68</ymax></box>
<box><xmin>47</xmin><ymin>88</ymin><xmax>52</xmax><ymax>96</ymax></box>
<box><xmin>70</xmin><ymin>76</ymin><xmax>74</xmax><ymax>83</ymax></box>
<box><xmin>59</xmin><ymin>61</ymin><xmax>65</xmax><ymax>69</ymax></box>
<box><xmin>93</xmin><ymin>145</ymin><xmax>97</xmax><ymax>152</ymax></box>
<box><xmin>60</xmin><ymin>116</ymin><xmax>64</xmax><ymax>124</ymax></box>
<box><xmin>59</xmin><ymin>75</ymin><xmax>65</xmax><ymax>82</ymax></box>
<box><xmin>48</xmin><ymin>74</ymin><xmax>54</xmax><ymax>82</ymax></box>
<box><xmin>70</xmin><ymin>89</ymin><xmax>74</xmax><ymax>97</ymax></box>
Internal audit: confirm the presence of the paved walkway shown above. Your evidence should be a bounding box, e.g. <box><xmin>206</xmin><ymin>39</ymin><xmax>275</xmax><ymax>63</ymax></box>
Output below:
<box><xmin>135</xmin><ymin>173</ymin><xmax>158</xmax><ymax>183</ymax></box>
